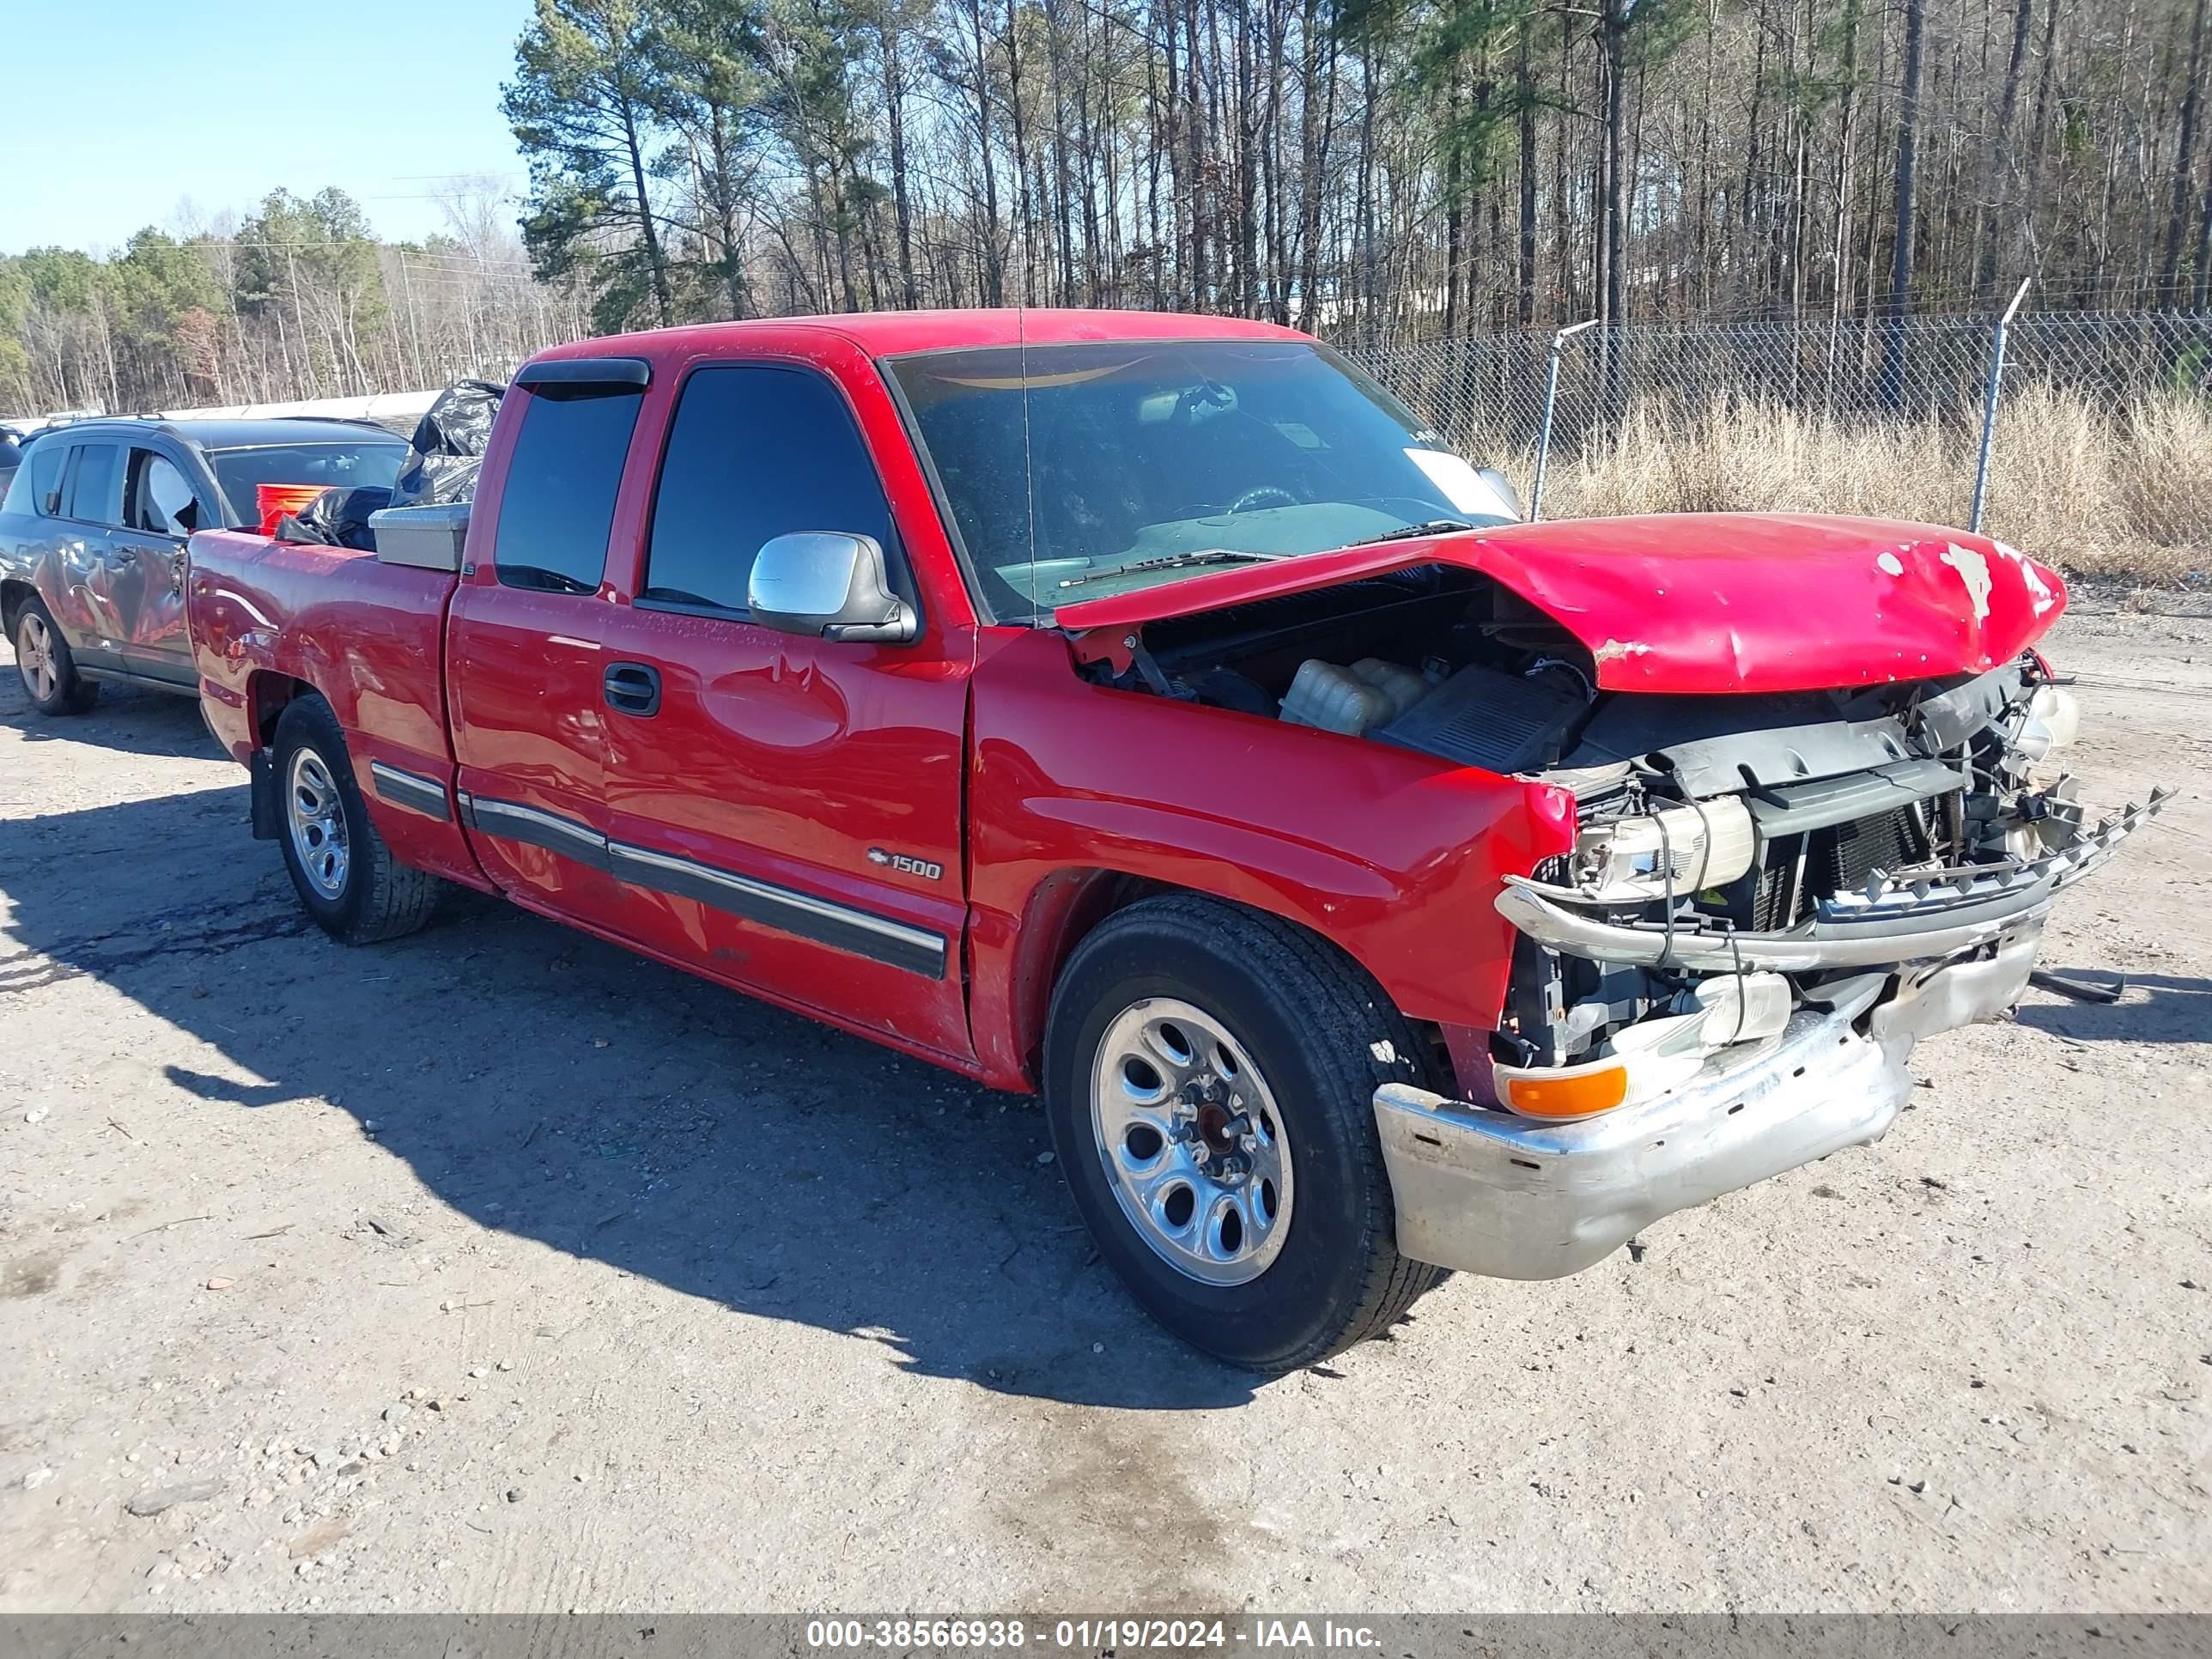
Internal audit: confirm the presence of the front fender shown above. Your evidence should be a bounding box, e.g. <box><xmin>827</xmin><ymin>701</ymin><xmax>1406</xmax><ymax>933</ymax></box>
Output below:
<box><xmin>964</xmin><ymin>630</ymin><xmax>1574</xmax><ymax>1090</ymax></box>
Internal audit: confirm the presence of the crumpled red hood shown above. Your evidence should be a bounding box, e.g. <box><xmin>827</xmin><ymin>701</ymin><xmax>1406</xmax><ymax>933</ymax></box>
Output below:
<box><xmin>1056</xmin><ymin>512</ymin><xmax>2068</xmax><ymax>695</ymax></box>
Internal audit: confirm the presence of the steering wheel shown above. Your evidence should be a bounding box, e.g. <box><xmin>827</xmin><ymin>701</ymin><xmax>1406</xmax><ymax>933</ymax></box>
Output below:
<box><xmin>1225</xmin><ymin>485</ymin><xmax>1298</xmax><ymax>518</ymax></box>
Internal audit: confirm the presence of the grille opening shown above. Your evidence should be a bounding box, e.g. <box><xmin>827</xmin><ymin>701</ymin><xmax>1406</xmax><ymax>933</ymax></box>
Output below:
<box><xmin>1706</xmin><ymin>805</ymin><xmax>1932</xmax><ymax>929</ymax></box>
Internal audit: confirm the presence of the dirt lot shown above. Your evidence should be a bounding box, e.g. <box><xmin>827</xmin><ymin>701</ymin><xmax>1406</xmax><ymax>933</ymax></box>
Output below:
<box><xmin>0</xmin><ymin>598</ymin><xmax>2206</xmax><ymax>1615</ymax></box>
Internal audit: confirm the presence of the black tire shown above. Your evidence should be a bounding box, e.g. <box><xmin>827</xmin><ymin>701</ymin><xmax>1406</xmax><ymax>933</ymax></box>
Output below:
<box><xmin>1043</xmin><ymin>894</ymin><xmax>1443</xmax><ymax>1372</ymax></box>
<box><xmin>12</xmin><ymin>595</ymin><xmax>99</xmax><ymax>715</ymax></box>
<box><xmin>271</xmin><ymin>695</ymin><xmax>441</xmax><ymax>945</ymax></box>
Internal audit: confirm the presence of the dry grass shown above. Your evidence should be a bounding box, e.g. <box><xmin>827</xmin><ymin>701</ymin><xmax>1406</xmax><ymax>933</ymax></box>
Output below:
<box><xmin>1504</xmin><ymin>380</ymin><xmax>2210</xmax><ymax>584</ymax></box>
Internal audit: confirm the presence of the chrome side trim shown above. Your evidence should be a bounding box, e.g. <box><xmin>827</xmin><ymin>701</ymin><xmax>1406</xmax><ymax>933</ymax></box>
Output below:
<box><xmin>460</xmin><ymin>793</ymin><xmax>611</xmax><ymax>872</ymax></box>
<box><xmin>607</xmin><ymin>841</ymin><xmax>946</xmax><ymax>979</ymax></box>
<box><xmin>454</xmin><ymin>788</ymin><xmax>947</xmax><ymax>978</ymax></box>
<box><xmin>368</xmin><ymin>761</ymin><xmax>453</xmax><ymax>822</ymax></box>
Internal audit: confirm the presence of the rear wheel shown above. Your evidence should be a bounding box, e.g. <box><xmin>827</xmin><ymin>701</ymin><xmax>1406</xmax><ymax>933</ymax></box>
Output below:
<box><xmin>1043</xmin><ymin>895</ymin><xmax>1443</xmax><ymax>1372</ymax></box>
<box><xmin>13</xmin><ymin>597</ymin><xmax>98</xmax><ymax>715</ymax></box>
<box><xmin>272</xmin><ymin>695</ymin><xmax>441</xmax><ymax>944</ymax></box>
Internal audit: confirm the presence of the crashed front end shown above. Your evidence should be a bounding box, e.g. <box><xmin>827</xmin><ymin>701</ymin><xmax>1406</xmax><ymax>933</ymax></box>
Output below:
<box><xmin>1051</xmin><ymin>505</ymin><xmax>2166</xmax><ymax>1279</ymax></box>
<box><xmin>1375</xmin><ymin>653</ymin><xmax>2168</xmax><ymax>1280</ymax></box>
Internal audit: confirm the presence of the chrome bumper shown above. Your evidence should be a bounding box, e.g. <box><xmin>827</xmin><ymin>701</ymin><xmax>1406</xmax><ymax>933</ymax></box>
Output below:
<box><xmin>1372</xmin><ymin>932</ymin><xmax>2042</xmax><ymax>1279</ymax></box>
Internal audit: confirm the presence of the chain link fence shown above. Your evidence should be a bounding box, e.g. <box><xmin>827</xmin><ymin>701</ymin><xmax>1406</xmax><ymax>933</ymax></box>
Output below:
<box><xmin>1345</xmin><ymin>309</ymin><xmax>2212</xmax><ymax>537</ymax></box>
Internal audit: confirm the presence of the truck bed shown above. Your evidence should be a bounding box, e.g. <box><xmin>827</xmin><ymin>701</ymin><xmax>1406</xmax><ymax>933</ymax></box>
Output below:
<box><xmin>185</xmin><ymin>528</ymin><xmax>480</xmax><ymax>887</ymax></box>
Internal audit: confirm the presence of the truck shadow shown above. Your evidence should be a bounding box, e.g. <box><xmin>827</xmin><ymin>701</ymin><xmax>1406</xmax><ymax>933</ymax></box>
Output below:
<box><xmin>0</xmin><ymin>678</ymin><xmax>221</xmax><ymax>762</ymax></box>
<box><xmin>2011</xmin><ymin>969</ymin><xmax>2212</xmax><ymax>1046</ymax></box>
<box><xmin>0</xmin><ymin>787</ymin><xmax>1290</xmax><ymax>1409</ymax></box>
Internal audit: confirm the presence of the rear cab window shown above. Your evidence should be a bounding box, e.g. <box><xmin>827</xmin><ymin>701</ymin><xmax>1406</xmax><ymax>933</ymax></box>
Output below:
<box><xmin>492</xmin><ymin>386</ymin><xmax>645</xmax><ymax>595</ymax></box>
<box><xmin>641</xmin><ymin>365</ymin><xmax>901</xmax><ymax>615</ymax></box>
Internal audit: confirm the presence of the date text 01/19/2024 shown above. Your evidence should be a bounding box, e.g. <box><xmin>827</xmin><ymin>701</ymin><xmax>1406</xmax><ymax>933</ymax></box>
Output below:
<box><xmin>802</xmin><ymin>1619</ymin><xmax>1382</xmax><ymax>1652</ymax></box>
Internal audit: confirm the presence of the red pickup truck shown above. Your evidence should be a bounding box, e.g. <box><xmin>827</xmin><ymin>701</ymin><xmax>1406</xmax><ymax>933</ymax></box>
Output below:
<box><xmin>185</xmin><ymin>309</ymin><xmax>2163</xmax><ymax>1371</ymax></box>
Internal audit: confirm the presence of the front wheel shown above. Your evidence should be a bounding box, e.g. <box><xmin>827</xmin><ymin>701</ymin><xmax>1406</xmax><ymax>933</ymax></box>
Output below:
<box><xmin>1043</xmin><ymin>895</ymin><xmax>1443</xmax><ymax>1372</ymax></box>
<box><xmin>13</xmin><ymin>596</ymin><xmax>99</xmax><ymax>715</ymax></box>
<box><xmin>272</xmin><ymin>695</ymin><xmax>441</xmax><ymax>945</ymax></box>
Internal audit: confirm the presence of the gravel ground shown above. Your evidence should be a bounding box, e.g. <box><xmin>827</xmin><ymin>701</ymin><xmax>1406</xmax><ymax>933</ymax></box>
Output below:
<box><xmin>0</xmin><ymin>599</ymin><xmax>2206</xmax><ymax>1614</ymax></box>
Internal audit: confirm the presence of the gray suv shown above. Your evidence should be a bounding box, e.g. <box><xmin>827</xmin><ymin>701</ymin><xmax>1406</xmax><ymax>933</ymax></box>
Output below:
<box><xmin>1</xmin><ymin>417</ymin><xmax>406</xmax><ymax>714</ymax></box>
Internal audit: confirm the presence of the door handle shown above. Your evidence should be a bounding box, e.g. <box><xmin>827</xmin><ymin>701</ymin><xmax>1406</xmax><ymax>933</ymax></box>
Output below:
<box><xmin>603</xmin><ymin>661</ymin><xmax>661</xmax><ymax>716</ymax></box>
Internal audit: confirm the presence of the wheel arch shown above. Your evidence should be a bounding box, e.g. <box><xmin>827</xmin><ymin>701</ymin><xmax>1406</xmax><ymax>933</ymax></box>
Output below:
<box><xmin>990</xmin><ymin>866</ymin><xmax>1439</xmax><ymax>1095</ymax></box>
<box><xmin>2</xmin><ymin>577</ymin><xmax>39</xmax><ymax>638</ymax></box>
<box><xmin>246</xmin><ymin>669</ymin><xmax>317</xmax><ymax>749</ymax></box>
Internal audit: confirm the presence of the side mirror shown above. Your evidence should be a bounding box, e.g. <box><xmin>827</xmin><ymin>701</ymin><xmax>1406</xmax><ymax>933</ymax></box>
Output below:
<box><xmin>748</xmin><ymin>532</ymin><xmax>918</xmax><ymax>645</ymax></box>
<box><xmin>1476</xmin><ymin>466</ymin><xmax>1525</xmax><ymax>521</ymax></box>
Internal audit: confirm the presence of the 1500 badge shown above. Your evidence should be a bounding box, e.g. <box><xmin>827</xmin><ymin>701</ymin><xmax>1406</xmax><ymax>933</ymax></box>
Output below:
<box><xmin>867</xmin><ymin>848</ymin><xmax>943</xmax><ymax>881</ymax></box>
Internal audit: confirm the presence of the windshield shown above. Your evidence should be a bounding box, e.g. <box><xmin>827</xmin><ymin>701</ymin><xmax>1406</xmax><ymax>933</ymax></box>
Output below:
<box><xmin>884</xmin><ymin>339</ymin><xmax>1516</xmax><ymax>621</ymax></box>
<box><xmin>206</xmin><ymin>440</ymin><xmax>408</xmax><ymax>525</ymax></box>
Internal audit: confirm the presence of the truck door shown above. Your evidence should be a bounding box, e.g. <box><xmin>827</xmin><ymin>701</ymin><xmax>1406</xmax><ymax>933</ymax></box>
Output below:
<box><xmin>592</xmin><ymin>361</ymin><xmax>975</xmax><ymax>1064</ymax></box>
<box><xmin>446</xmin><ymin>362</ymin><xmax>651</xmax><ymax>933</ymax></box>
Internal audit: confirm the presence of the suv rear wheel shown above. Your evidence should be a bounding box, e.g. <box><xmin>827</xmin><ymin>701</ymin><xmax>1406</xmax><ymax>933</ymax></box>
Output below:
<box><xmin>13</xmin><ymin>596</ymin><xmax>99</xmax><ymax>715</ymax></box>
<box><xmin>1042</xmin><ymin>895</ymin><xmax>1443</xmax><ymax>1372</ymax></box>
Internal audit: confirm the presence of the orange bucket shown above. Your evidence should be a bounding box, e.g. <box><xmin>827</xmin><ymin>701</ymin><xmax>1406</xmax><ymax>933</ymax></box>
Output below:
<box><xmin>256</xmin><ymin>483</ymin><xmax>328</xmax><ymax>535</ymax></box>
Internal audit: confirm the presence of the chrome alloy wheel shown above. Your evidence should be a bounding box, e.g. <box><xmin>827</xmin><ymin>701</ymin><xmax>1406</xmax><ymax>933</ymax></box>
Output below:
<box><xmin>1088</xmin><ymin>997</ymin><xmax>1295</xmax><ymax>1285</ymax></box>
<box><xmin>16</xmin><ymin>611</ymin><xmax>57</xmax><ymax>702</ymax></box>
<box><xmin>286</xmin><ymin>747</ymin><xmax>351</xmax><ymax>901</ymax></box>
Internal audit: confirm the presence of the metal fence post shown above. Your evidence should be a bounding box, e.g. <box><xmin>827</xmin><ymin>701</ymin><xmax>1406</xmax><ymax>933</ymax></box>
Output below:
<box><xmin>1530</xmin><ymin>318</ymin><xmax>1597</xmax><ymax>521</ymax></box>
<box><xmin>1970</xmin><ymin>278</ymin><xmax>2033</xmax><ymax>533</ymax></box>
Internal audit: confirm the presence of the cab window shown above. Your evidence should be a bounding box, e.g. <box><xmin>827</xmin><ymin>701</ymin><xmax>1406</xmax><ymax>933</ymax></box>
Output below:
<box><xmin>641</xmin><ymin>365</ymin><xmax>897</xmax><ymax>615</ymax></box>
<box><xmin>492</xmin><ymin>388</ymin><xmax>644</xmax><ymax>594</ymax></box>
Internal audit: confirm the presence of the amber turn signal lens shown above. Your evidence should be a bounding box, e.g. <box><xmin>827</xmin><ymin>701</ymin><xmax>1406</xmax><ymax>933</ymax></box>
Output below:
<box><xmin>1504</xmin><ymin>1064</ymin><xmax>1629</xmax><ymax>1121</ymax></box>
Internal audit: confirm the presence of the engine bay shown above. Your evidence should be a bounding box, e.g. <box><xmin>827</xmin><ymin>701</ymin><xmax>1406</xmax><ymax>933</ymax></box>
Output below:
<box><xmin>1085</xmin><ymin>564</ymin><xmax>1603</xmax><ymax>758</ymax></box>
<box><xmin>1073</xmin><ymin>561</ymin><xmax>2124</xmax><ymax>1099</ymax></box>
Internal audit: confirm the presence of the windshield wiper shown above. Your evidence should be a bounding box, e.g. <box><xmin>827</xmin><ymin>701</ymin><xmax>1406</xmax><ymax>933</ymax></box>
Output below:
<box><xmin>1056</xmin><ymin>549</ymin><xmax>1291</xmax><ymax>590</ymax></box>
<box><xmin>1346</xmin><ymin>518</ymin><xmax>1476</xmax><ymax>547</ymax></box>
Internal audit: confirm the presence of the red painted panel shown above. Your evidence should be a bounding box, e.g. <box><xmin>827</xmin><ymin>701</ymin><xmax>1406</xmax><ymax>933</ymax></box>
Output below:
<box><xmin>595</xmin><ymin>611</ymin><xmax>976</xmax><ymax>1060</ymax></box>
<box><xmin>961</xmin><ymin>628</ymin><xmax>1577</xmax><ymax>1091</ymax></box>
<box><xmin>585</xmin><ymin>330</ymin><xmax>979</xmax><ymax>1060</ymax></box>
<box><xmin>445</xmin><ymin>581</ymin><xmax>623</xmax><ymax>920</ymax></box>
<box><xmin>522</xmin><ymin>307</ymin><xmax>1306</xmax><ymax>368</ymax></box>
<box><xmin>1058</xmin><ymin>514</ymin><xmax>2068</xmax><ymax>695</ymax></box>
<box><xmin>185</xmin><ymin>528</ymin><xmax>487</xmax><ymax>890</ymax></box>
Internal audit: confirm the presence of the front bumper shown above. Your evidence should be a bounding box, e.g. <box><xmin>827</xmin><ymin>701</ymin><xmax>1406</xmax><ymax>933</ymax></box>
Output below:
<box><xmin>1371</xmin><ymin>931</ymin><xmax>2042</xmax><ymax>1279</ymax></box>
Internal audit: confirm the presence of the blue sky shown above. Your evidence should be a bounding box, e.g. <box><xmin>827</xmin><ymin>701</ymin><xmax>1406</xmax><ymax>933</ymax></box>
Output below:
<box><xmin>0</xmin><ymin>0</ymin><xmax>536</xmax><ymax>255</ymax></box>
